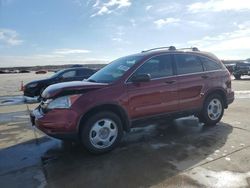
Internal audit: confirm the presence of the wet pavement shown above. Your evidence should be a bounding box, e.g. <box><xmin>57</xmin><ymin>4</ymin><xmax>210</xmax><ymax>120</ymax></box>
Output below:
<box><xmin>41</xmin><ymin>121</ymin><xmax>235</xmax><ymax>188</ymax></box>
<box><xmin>1</xmin><ymin>80</ymin><xmax>250</xmax><ymax>187</ymax></box>
<box><xmin>0</xmin><ymin>95</ymin><xmax>38</xmax><ymax>106</ymax></box>
<box><xmin>1</xmin><ymin>101</ymin><xmax>250</xmax><ymax>188</ymax></box>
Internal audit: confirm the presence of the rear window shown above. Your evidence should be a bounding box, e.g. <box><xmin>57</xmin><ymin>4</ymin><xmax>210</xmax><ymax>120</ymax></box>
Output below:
<box><xmin>200</xmin><ymin>56</ymin><xmax>222</xmax><ymax>71</ymax></box>
<box><xmin>175</xmin><ymin>54</ymin><xmax>203</xmax><ymax>75</ymax></box>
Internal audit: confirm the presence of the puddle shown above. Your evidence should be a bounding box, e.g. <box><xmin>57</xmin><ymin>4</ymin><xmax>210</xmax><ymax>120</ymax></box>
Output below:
<box><xmin>0</xmin><ymin>96</ymin><xmax>25</xmax><ymax>106</ymax></box>
<box><xmin>0</xmin><ymin>96</ymin><xmax>38</xmax><ymax>106</ymax></box>
<box><xmin>150</xmin><ymin>143</ymin><xmax>170</xmax><ymax>149</ymax></box>
<box><xmin>187</xmin><ymin>167</ymin><xmax>250</xmax><ymax>187</ymax></box>
<box><xmin>0</xmin><ymin>137</ymin><xmax>60</xmax><ymax>175</ymax></box>
<box><xmin>122</xmin><ymin>124</ymin><xmax>158</xmax><ymax>143</ymax></box>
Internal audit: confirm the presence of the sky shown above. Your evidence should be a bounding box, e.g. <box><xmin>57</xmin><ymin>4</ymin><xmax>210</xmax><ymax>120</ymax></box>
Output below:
<box><xmin>0</xmin><ymin>0</ymin><xmax>250</xmax><ymax>67</ymax></box>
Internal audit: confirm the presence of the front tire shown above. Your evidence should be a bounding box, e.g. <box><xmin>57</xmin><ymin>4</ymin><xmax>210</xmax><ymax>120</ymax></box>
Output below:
<box><xmin>198</xmin><ymin>94</ymin><xmax>224</xmax><ymax>126</ymax></box>
<box><xmin>81</xmin><ymin>111</ymin><xmax>123</xmax><ymax>154</ymax></box>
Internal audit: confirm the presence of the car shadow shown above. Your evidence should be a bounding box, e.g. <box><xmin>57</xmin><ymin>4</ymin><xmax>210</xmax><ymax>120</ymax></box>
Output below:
<box><xmin>38</xmin><ymin>117</ymin><xmax>233</xmax><ymax>188</ymax></box>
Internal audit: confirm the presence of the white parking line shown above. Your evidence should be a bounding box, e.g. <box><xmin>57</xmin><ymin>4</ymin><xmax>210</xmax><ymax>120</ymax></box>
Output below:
<box><xmin>235</xmin><ymin>91</ymin><xmax>250</xmax><ymax>99</ymax></box>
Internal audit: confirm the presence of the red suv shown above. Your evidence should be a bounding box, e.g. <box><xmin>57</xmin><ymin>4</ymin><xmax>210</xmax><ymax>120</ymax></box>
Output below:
<box><xmin>31</xmin><ymin>46</ymin><xmax>234</xmax><ymax>153</ymax></box>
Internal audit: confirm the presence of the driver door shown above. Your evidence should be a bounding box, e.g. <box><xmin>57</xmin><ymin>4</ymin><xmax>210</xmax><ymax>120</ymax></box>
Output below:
<box><xmin>126</xmin><ymin>54</ymin><xmax>179</xmax><ymax>119</ymax></box>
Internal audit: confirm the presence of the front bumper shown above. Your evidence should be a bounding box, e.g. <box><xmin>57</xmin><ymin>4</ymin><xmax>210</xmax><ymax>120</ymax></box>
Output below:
<box><xmin>30</xmin><ymin>107</ymin><xmax>79</xmax><ymax>140</ymax></box>
<box><xmin>227</xmin><ymin>91</ymin><xmax>234</xmax><ymax>107</ymax></box>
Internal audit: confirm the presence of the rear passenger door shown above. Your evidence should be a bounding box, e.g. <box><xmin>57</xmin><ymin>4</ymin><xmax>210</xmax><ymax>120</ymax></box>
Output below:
<box><xmin>127</xmin><ymin>54</ymin><xmax>179</xmax><ymax>119</ymax></box>
<box><xmin>175</xmin><ymin>53</ymin><xmax>207</xmax><ymax>111</ymax></box>
<box><xmin>199</xmin><ymin>56</ymin><xmax>224</xmax><ymax>88</ymax></box>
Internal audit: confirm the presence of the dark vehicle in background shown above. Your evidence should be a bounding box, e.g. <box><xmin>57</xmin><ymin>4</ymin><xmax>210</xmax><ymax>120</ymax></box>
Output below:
<box><xmin>19</xmin><ymin>70</ymin><xmax>30</xmax><ymax>73</ymax></box>
<box><xmin>31</xmin><ymin>46</ymin><xmax>234</xmax><ymax>153</ymax></box>
<box><xmin>24</xmin><ymin>67</ymin><xmax>96</xmax><ymax>97</ymax></box>
<box><xmin>233</xmin><ymin>61</ymin><xmax>250</xmax><ymax>80</ymax></box>
<box><xmin>224</xmin><ymin>64</ymin><xmax>235</xmax><ymax>74</ymax></box>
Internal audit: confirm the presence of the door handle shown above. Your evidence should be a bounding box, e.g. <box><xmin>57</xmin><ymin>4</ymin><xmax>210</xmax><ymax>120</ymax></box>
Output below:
<box><xmin>165</xmin><ymin>80</ymin><xmax>176</xmax><ymax>84</ymax></box>
<box><xmin>201</xmin><ymin>75</ymin><xmax>209</xmax><ymax>79</ymax></box>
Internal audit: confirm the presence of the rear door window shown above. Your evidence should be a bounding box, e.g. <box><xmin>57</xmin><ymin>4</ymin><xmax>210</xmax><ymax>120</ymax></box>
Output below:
<box><xmin>200</xmin><ymin>56</ymin><xmax>222</xmax><ymax>71</ymax></box>
<box><xmin>175</xmin><ymin>54</ymin><xmax>203</xmax><ymax>75</ymax></box>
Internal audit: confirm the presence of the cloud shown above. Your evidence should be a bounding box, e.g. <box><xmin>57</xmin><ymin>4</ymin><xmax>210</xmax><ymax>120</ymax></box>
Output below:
<box><xmin>153</xmin><ymin>18</ymin><xmax>211</xmax><ymax>30</ymax></box>
<box><xmin>154</xmin><ymin>18</ymin><xmax>180</xmax><ymax>28</ymax></box>
<box><xmin>187</xmin><ymin>21</ymin><xmax>210</xmax><ymax>29</ymax></box>
<box><xmin>156</xmin><ymin>3</ymin><xmax>182</xmax><ymax>13</ymax></box>
<box><xmin>187</xmin><ymin>23</ymin><xmax>250</xmax><ymax>59</ymax></box>
<box><xmin>130</xmin><ymin>19</ymin><xmax>136</xmax><ymax>27</ymax></box>
<box><xmin>91</xmin><ymin>6</ymin><xmax>112</xmax><ymax>17</ymax></box>
<box><xmin>93</xmin><ymin>0</ymin><xmax>100</xmax><ymax>7</ymax></box>
<box><xmin>146</xmin><ymin>5</ymin><xmax>152</xmax><ymax>11</ymax></box>
<box><xmin>0</xmin><ymin>28</ymin><xmax>23</xmax><ymax>46</ymax></box>
<box><xmin>91</xmin><ymin>0</ymin><xmax>131</xmax><ymax>17</ymax></box>
<box><xmin>73</xmin><ymin>0</ymin><xmax>83</xmax><ymax>7</ymax></box>
<box><xmin>105</xmin><ymin>0</ymin><xmax>131</xmax><ymax>8</ymax></box>
<box><xmin>188</xmin><ymin>0</ymin><xmax>250</xmax><ymax>13</ymax></box>
<box><xmin>112</xmin><ymin>37</ymin><xmax>123</xmax><ymax>42</ymax></box>
<box><xmin>53</xmin><ymin>48</ymin><xmax>91</xmax><ymax>55</ymax></box>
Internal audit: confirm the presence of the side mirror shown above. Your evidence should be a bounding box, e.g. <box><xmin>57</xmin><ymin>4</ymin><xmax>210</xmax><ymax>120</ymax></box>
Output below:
<box><xmin>131</xmin><ymin>74</ymin><xmax>151</xmax><ymax>83</ymax></box>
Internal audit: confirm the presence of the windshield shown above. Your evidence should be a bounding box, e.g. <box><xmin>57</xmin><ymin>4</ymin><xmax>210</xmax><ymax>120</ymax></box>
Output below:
<box><xmin>87</xmin><ymin>55</ymin><xmax>142</xmax><ymax>83</ymax></box>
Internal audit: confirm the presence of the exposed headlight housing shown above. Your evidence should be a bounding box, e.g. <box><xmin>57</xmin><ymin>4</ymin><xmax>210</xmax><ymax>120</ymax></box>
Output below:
<box><xmin>47</xmin><ymin>96</ymin><xmax>71</xmax><ymax>109</ymax></box>
<box><xmin>42</xmin><ymin>95</ymin><xmax>81</xmax><ymax>110</ymax></box>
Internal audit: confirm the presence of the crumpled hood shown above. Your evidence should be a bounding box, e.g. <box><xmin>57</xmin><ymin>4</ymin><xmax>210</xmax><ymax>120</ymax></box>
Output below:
<box><xmin>42</xmin><ymin>81</ymin><xmax>108</xmax><ymax>99</ymax></box>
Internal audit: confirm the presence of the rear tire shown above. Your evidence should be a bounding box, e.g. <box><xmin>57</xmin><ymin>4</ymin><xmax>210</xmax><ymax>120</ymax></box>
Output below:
<box><xmin>198</xmin><ymin>94</ymin><xmax>224</xmax><ymax>126</ymax></box>
<box><xmin>81</xmin><ymin>111</ymin><xmax>123</xmax><ymax>154</ymax></box>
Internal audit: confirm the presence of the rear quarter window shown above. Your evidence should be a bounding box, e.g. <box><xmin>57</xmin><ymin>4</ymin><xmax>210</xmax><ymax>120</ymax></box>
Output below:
<box><xmin>200</xmin><ymin>56</ymin><xmax>222</xmax><ymax>71</ymax></box>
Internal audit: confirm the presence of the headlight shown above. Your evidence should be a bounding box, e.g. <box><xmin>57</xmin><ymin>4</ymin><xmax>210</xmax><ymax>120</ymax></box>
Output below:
<box><xmin>46</xmin><ymin>95</ymin><xmax>81</xmax><ymax>110</ymax></box>
<box><xmin>47</xmin><ymin>96</ymin><xmax>71</xmax><ymax>109</ymax></box>
<box><xmin>28</xmin><ymin>83</ymin><xmax>38</xmax><ymax>88</ymax></box>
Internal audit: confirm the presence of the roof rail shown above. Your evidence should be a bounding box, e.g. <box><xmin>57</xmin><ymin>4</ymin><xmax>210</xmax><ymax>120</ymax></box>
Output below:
<box><xmin>177</xmin><ymin>47</ymin><xmax>199</xmax><ymax>51</ymax></box>
<box><xmin>141</xmin><ymin>46</ymin><xmax>176</xmax><ymax>53</ymax></box>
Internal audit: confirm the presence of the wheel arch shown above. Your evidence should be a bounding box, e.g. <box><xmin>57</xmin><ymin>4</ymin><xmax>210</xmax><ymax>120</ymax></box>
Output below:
<box><xmin>77</xmin><ymin>103</ymin><xmax>131</xmax><ymax>136</ymax></box>
<box><xmin>204</xmin><ymin>89</ymin><xmax>227</xmax><ymax>108</ymax></box>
